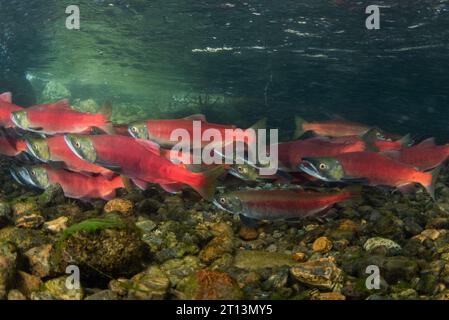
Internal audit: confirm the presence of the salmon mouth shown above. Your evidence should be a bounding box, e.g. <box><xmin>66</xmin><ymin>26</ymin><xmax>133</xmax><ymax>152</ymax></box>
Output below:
<box><xmin>298</xmin><ymin>159</ymin><xmax>329</xmax><ymax>181</ymax></box>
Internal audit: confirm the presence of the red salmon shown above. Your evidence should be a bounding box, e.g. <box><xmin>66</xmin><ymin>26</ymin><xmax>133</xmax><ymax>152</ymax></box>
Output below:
<box><xmin>11</xmin><ymin>100</ymin><xmax>113</xmax><ymax>135</ymax></box>
<box><xmin>0</xmin><ymin>92</ymin><xmax>23</xmax><ymax>128</ymax></box>
<box><xmin>64</xmin><ymin>134</ymin><xmax>224</xmax><ymax>199</ymax></box>
<box><xmin>128</xmin><ymin>115</ymin><xmax>265</xmax><ymax>148</ymax></box>
<box><xmin>25</xmin><ymin>165</ymin><xmax>124</xmax><ymax>200</ymax></box>
<box><xmin>25</xmin><ymin>135</ymin><xmax>115</xmax><ymax>177</ymax></box>
<box><xmin>383</xmin><ymin>138</ymin><xmax>449</xmax><ymax>171</ymax></box>
<box><xmin>276</xmin><ymin>136</ymin><xmax>365</xmax><ymax>171</ymax></box>
<box><xmin>299</xmin><ymin>151</ymin><xmax>441</xmax><ymax>199</ymax></box>
<box><xmin>214</xmin><ymin>188</ymin><xmax>356</xmax><ymax>220</ymax></box>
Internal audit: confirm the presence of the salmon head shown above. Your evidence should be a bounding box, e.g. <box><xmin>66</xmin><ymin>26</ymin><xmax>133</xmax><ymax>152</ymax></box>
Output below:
<box><xmin>25</xmin><ymin>137</ymin><xmax>50</xmax><ymax>162</ymax></box>
<box><xmin>299</xmin><ymin>157</ymin><xmax>345</xmax><ymax>181</ymax></box>
<box><xmin>128</xmin><ymin>122</ymin><xmax>149</xmax><ymax>140</ymax></box>
<box><xmin>11</xmin><ymin>110</ymin><xmax>30</xmax><ymax>130</ymax></box>
<box><xmin>229</xmin><ymin>164</ymin><xmax>261</xmax><ymax>181</ymax></box>
<box><xmin>25</xmin><ymin>166</ymin><xmax>50</xmax><ymax>189</ymax></box>
<box><xmin>213</xmin><ymin>192</ymin><xmax>243</xmax><ymax>214</ymax></box>
<box><xmin>64</xmin><ymin>134</ymin><xmax>97</xmax><ymax>163</ymax></box>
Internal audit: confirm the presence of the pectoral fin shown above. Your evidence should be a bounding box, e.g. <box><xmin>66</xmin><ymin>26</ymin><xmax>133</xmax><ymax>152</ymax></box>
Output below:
<box><xmin>239</xmin><ymin>214</ymin><xmax>260</xmax><ymax>228</ymax></box>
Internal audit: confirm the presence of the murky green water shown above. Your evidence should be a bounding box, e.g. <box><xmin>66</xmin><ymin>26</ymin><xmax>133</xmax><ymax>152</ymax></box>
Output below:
<box><xmin>1</xmin><ymin>0</ymin><xmax>449</xmax><ymax>139</ymax></box>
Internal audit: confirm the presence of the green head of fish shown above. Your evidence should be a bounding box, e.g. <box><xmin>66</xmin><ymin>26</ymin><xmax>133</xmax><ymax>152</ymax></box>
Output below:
<box><xmin>25</xmin><ymin>137</ymin><xmax>51</xmax><ymax>162</ymax></box>
<box><xmin>64</xmin><ymin>134</ymin><xmax>97</xmax><ymax>163</ymax></box>
<box><xmin>229</xmin><ymin>164</ymin><xmax>261</xmax><ymax>181</ymax></box>
<box><xmin>26</xmin><ymin>166</ymin><xmax>50</xmax><ymax>189</ymax></box>
<box><xmin>128</xmin><ymin>122</ymin><xmax>149</xmax><ymax>140</ymax></box>
<box><xmin>299</xmin><ymin>157</ymin><xmax>345</xmax><ymax>181</ymax></box>
<box><xmin>11</xmin><ymin>110</ymin><xmax>30</xmax><ymax>130</ymax></box>
<box><xmin>213</xmin><ymin>192</ymin><xmax>243</xmax><ymax>214</ymax></box>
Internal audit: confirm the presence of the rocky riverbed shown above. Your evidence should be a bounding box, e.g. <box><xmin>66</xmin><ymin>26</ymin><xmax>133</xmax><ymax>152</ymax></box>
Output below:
<box><xmin>2</xmin><ymin>156</ymin><xmax>449</xmax><ymax>300</ymax></box>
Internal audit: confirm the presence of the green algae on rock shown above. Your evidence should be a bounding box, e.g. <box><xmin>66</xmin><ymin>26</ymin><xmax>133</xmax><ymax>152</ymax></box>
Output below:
<box><xmin>52</xmin><ymin>215</ymin><xmax>147</xmax><ymax>281</ymax></box>
<box><xmin>0</xmin><ymin>242</ymin><xmax>18</xmax><ymax>299</ymax></box>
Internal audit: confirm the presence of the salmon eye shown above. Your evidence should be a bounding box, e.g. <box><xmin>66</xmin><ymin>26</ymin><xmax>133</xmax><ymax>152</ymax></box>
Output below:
<box><xmin>34</xmin><ymin>145</ymin><xmax>39</xmax><ymax>150</ymax></box>
<box><xmin>75</xmin><ymin>142</ymin><xmax>81</xmax><ymax>148</ymax></box>
<box><xmin>219</xmin><ymin>197</ymin><xmax>226</xmax><ymax>204</ymax></box>
<box><xmin>237</xmin><ymin>166</ymin><xmax>244</xmax><ymax>173</ymax></box>
<box><xmin>319</xmin><ymin>163</ymin><xmax>327</xmax><ymax>170</ymax></box>
<box><xmin>131</xmin><ymin>127</ymin><xmax>137</xmax><ymax>133</ymax></box>
<box><xmin>31</xmin><ymin>170</ymin><xmax>36</xmax><ymax>176</ymax></box>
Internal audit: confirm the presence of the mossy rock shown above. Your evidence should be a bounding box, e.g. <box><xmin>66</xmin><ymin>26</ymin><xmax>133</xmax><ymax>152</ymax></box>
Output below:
<box><xmin>0</xmin><ymin>227</ymin><xmax>50</xmax><ymax>252</ymax></box>
<box><xmin>52</xmin><ymin>216</ymin><xmax>147</xmax><ymax>283</ymax></box>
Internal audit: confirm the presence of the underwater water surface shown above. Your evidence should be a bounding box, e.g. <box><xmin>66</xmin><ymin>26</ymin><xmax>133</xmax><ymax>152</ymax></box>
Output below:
<box><xmin>2</xmin><ymin>0</ymin><xmax>449</xmax><ymax>302</ymax></box>
<box><xmin>1</xmin><ymin>0</ymin><xmax>449</xmax><ymax>138</ymax></box>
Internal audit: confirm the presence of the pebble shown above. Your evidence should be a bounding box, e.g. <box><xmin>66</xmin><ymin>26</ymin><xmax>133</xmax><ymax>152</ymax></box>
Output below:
<box><xmin>128</xmin><ymin>266</ymin><xmax>170</xmax><ymax>299</ymax></box>
<box><xmin>7</xmin><ymin>289</ymin><xmax>27</xmax><ymax>300</ymax></box>
<box><xmin>42</xmin><ymin>276</ymin><xmax>84</xmax><ymax>300</ymax></box>
<box><xmin>238</xmin><ymin>226</ymin><xmax>259</xmax><ymax>240</ymax></box>
<box><xmin>311</xmin><ymin>292</ymin><xmax>346</xmax><ymax>300</ymax></box>
<box><xmin>292</xmin><ymin>252</ymin><xmax>307</xmax><ymax>262</ymax></box>
<box><xmin>312</xmin><ymin>237</ymin><xmax>333</xmax><ymax>253</ymax></box>
<box><xmin>43</xmin><ymin>216</ymin><xmax>68</xmax><ymax>233</ymax></box>
<box><xmin>413</xmin><ymin>229</ymin><xmax>441</xmax><ymax>242</ymax></box>
<box><xmin>104</xmin><ymin>198</ymin><xmax>134</xmax><ymax>216</ymax></box>
<box><xmin>25</xmin><ymin>244</ymin><xmax>53</xmax><ymax>278</ymax></box>
<box><xmin>15</xmin><ymin>214</ymin><xmax>45</xmax><ymax>229</ymax></box>
<box><xmin>176</xmin><ymin>269</ymin><xmax>243</xmax><ymax>300</ymax></box>
<box><xmin>290</xmin><ymin>257</ymin><xmax>343</xmax><ymax>291</ymax></box>
<box><xmin>363</xmin><ymin>237</ymin><xmax>402</xmax><ymax>254</ymax></box>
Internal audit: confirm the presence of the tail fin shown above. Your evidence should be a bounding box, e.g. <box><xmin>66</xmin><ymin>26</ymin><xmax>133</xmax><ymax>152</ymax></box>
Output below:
<box><xmin>15</xmin><ymin>139</ymin><xmax>27</xmax><ymax>153</ymax></box>
<box><xmin>293</xmin><ymin>116</ymin><xmax>307</xmax><ymax>139</ymax></box>
<box><xmin>425</xmin><ymin>165</ymin><xmax>442</xmax><ymax>201</ymax></box>
<box><xmin>193</xmin><ymin>165</ymin><xmax>226</xmax><ymax>200</ymax></box>
<box><xmin>121</xmin><ymin>176</ymin><xmax>134</xmax><ymax>192</ymax></box>
<box><xmin>96</xmin><ymin>123</ymin><xmax>115</xmax><ymax>135</ymax></box>
<box><xmin>397</xmin><ymin>134</ymin><xmax>414</xmax><ymax>147</ymax></box>
<box><xmin>0</xmin><ymin>92</ymin><xmax>12</xmax><ymax>103</ymax></box>
<box><xmin>95</xmin><ymin>101</ymin><xmax>114</xmax><ymax>134</ymax></box>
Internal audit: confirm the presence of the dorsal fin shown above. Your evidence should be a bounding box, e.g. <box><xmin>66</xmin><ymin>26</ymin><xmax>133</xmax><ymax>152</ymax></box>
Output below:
<box><xmin>417</xmin><ymin>137</ymin><xmax>436</xmax><ymax>148</ymax></box>
<box><xmin>135</xmin><ymin>139</ymin><xmax>161</xmax><ymax>155</ymax></box>
<box><xmin>52</xmin><ymin>99</ymin><xmax>71</xmax><ymax>110</ymax></box>
<box><xmin>32</xmin><ymin>99</ymin><xmax>71</xmax><ymax>111</ymax></box>
<box><xmin>0</xmin><ymin>92</ymin><xmax>12</xmax><ymax>103</ymax></box>
<box><xmin>97</xmin><ymin>101</ymin><xmax>113</xmax><ymax>118</ymax></box>
<box><xmin>184</xmin><ymin>114</ymin><xmax>207</xmax><ymax>121</ymax></box>
<box><xmin>249</xmin><ymin>118</ymin><xmax>267</xmax><ymax>130</ymax></box>
<box><xmin>361</xmin><ymin>128</ymin><xmax>381</xmax><ymax>152</ymax></box>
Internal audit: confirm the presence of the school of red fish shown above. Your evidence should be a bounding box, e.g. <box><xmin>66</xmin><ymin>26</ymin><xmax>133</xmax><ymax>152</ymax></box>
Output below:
<box><xmin>0</xmin><ymin>91</ymin><xmax>446</xmax><ymax>223</ymax></box>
